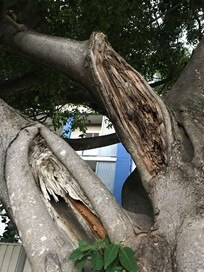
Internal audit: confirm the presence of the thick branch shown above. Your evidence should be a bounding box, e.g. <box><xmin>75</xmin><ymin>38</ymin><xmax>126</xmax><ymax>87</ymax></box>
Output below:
<box><xmin>149</xmin><ymin>78</ymin><xmax>169</xmax><ymax>88</ymax></box>
<box><xmin>66</xmin><ymin>133</ymin><xmax>119</xmax><ymax>150</ymax></box>
<box><xmin>5</xmin><ymin>126</ymin><xmax>75</xmax><ymax>272</ymax></box>
<box><xmin>58</xmin><ymin>84</ymin><xmax>105</xmax><ymax>113</ymax></box>
<box><xmin>0</xmin><ymin>97</ymin><xmax>136</xmax><ymax>270</ymax></box>
<box><xmin>165</xmin><ymin>37</ymin><xmax>204</xmax><ymax>164</ymax></box>
<box><xmin>40</xmin><ymin>126</ymin><xmax>136</xmax><ymax>246</ymax></box>
<box><xmin>87</xmin><ymin>33</ymin><xmax>173</xmax><ymax>179</ymax></box>
<box><xmin>1</xmin><ymin>16</ymin><xmax>91</xmax><ymax>89</ymax></box>
<box><xmin>2</xmin><ymin>17</ymin><xmax>174</xmax><ymax>178</ymax></box>
<box><xmin>0</xmin><ymin>98</ymin><xmax>32</xmax><ymax>219</ymax></box>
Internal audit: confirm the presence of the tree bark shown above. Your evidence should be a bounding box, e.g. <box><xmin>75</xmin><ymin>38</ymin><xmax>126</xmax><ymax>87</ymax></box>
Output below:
<box><xmin>0</xmin><ymin>17</ymin><xmax>204</xmax><ymax>271</ymax></box>
<box><xmin>1</xmin><ymin>99</ymin><xmax>135</xmax><ymax>271</ymax></box>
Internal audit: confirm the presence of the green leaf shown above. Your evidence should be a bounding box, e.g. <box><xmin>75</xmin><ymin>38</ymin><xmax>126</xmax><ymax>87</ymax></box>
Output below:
<box><xmin>91</xmin><ymin>251</ymin><xmax>104</xmax><ymax>270</ymax></box>
<box><xmin>75</xmin><ymin>257</ymin><xmax>87</xmax><ymax>271</ymax></box>
<box><xmin>119</xmin><ymin>247</ymin><xmax>137</xmax><ymax>272</ymax></box>
<box><xmin>34</xmin><ymin>96</ymin><xmax>39</xmax><ymax>102</ymax></box>
<box><xmin>92</xmin><ymin>235</ymin><xmax>110</xmax><ymax>249</ymax></box>
<box><xmin>106</xmin><ymin>259</ymin><xmax>120</xmax><ymax>272</ymax></box>
<box><xmin>104</xmin><ymin>243</ymin><xmax>119</xmax><ymax>269</ymax></box>
<box><xmin>81</xmin><ymin>244</ymin><xmax>94</xmax><ymax>252</ymax></box>
<box><xmin>103</xmin><ymin>235</ymin><xmax>111</xmax><ymax>247</ymax></box>
<box><xmin>78</xmin><ymin>240</ymin><xmax>88</xmax><ymax>247</ymax></box>
<box><xmin>77</xmin><ymin>240</ymin><xmax>93</xmax><ymax>252</ymax></box>
<box><xmin>68</xmin><ymin>248</ymin><xmax>84</xmax><ymax>261</ymax></box>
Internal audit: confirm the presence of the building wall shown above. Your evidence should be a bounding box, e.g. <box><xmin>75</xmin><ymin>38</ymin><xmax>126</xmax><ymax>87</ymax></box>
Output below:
<box><xmin>64</xmin><ymin>116</ymin><xmax>132</xmax><ymax>204</ymax></box>
<box><xmin>71</xmin><ymin>125</ymin><xmax>101</xmax><ymax>138</ymax></box>
<box><xmin>0</xmin><ymin>243</ymin><xmax>31</xmax><ymax>272</ymax></box>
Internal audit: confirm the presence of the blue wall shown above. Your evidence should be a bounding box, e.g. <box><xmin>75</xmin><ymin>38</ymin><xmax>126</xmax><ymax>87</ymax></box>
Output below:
<box><xmin>62</xmin><ymin>117</ymin><xmax>73</xmax><ymax>138</ymax></box>
<box><xmin>62</xmin><ymin>117</ymin><xmax>132</xmax><ymax>205</ymax></box>
<box><xmin>113</xmin><ymin>143</ymin><xmax>132</xmax><ymax>204</ymax></box>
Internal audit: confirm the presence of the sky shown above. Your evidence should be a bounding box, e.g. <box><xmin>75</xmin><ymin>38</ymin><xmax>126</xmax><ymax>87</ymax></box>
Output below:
<box><xmin>0</xmin><ymin>223</ymin><xmax>5</xmax><ymax>236</ymax></box>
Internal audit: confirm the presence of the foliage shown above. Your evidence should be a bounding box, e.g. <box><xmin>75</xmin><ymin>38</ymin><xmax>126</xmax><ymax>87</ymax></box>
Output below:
<box><xmin>68</xmin><ymin>236</ymin><xmax>137</xmax><ymax>272</ymax></box>
<box><xmin>0</xmin><ymin>203</ymin><xmax>19</xmax><ymax>243</ymax></box>
<box><xmin>1</xmin><ymin>0</ymin><xmax>203</xmax><ymax>127</ymax></box>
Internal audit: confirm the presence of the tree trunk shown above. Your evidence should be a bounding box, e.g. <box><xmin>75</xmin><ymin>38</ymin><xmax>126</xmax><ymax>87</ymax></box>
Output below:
<box><xmin>0</xmin><ymin>18</ymin><xmax>204</xmax><ymax>271</ymax></box>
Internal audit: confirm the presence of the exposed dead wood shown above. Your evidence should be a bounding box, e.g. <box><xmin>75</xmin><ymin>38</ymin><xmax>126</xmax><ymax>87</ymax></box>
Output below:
<box><xmin>87</xmin><ymin>33</ymin><xmax>173</xmax><ymax>178</ymax></box>
<box><xmin>68</xmin><ymin>197</ymin><xmax>106</xmax><ymax>239</ymax></box>
<box><xmin>29</xmin><ymin>134</ymin><xmax>106</xmax><ymax>241</ymax></box>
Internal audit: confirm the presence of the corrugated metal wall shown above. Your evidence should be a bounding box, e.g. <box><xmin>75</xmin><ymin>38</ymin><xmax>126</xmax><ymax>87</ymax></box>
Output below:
<box><xmin>0</xmin><ymin>243</ymin><xmax>31</xmax><ymax>272</ymax></box>
<box><xmin>96</xmin><ymin>162</ymin><xmax>116</xmax><ymax>192</ymax></box>
<box><xmin>95</xmin><ymin>116</ymin><xmax>117</xmax><ymax>192</ymax></box>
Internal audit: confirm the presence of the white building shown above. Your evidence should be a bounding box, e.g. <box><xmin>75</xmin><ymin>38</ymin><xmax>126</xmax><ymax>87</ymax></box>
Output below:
<box><xmin>63</xmin><ymin>115</ymin><xmax>135</xmax><ymax>204</ymax></box>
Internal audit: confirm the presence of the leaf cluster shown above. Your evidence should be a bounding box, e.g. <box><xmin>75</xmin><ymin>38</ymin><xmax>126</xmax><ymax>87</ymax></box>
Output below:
<box><xmin>68</xmin><ymin>236</ymin><xmax>137</xmax><ymax>272</ymax></box>
<box><xmin>0</xmin><ymin>203</ymin><xmax>19</xmax><ymax>243</ymax></box>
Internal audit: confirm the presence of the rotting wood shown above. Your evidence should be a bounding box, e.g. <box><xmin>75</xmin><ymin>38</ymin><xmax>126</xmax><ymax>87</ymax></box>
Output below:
<box><xmin>87</xmin><ymin>33</ymin><xmax>172</xmax><ymax>177</ymax></box>
<box><xmin>29</xmin><ymin>134</ymin><xmax>106</xmax><ymax>240</ymax></box>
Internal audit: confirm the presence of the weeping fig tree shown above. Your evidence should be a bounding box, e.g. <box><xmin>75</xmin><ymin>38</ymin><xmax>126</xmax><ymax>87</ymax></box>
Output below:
<box><xmin>0</xmin><ymin>2</ymin><xmax>204</xmax><ymax>272</ymax></box>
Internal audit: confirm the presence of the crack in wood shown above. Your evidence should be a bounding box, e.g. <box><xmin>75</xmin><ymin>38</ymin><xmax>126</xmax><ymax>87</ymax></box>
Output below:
<box><xmin>88</xmin><ymin>33</ymin><xmax>168</xmax><ymax>175</ymax></box>
<box><xmin>29</xmin><ymin>134</ymin><xmax>106</xmax><ymax>240</ymax></box>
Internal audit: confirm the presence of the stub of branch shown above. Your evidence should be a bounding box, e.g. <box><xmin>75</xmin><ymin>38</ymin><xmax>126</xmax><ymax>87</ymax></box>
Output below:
<box><xmin>87</xmin><ymin>32</ymin><xmax>173</xmax><ymax>178</ymax></box>
<box><xmin>0</xmin><ymin>15</ymin><xmax>27</xmax><ymax>36</ymax></box>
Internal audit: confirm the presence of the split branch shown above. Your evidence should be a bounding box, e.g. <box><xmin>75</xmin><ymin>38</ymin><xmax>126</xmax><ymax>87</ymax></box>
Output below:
<box><xmin>87</xmin><ymin>33</ymin><xmax>174</xmax><ymax>179</ymax></box>
<box><xmin>5</xmin><ymin>125</ymin><xmax>75</xmax><ymax>272</ymax></box>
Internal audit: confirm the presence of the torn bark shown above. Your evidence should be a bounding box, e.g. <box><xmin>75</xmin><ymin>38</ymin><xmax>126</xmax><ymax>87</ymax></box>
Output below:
<box><xmin>3</xmin><ymin>113</ymin><xmax>136</xmax><ymax>271</ymax></box>
<box><xmin>29</xmin><ymin>134</ymin><xmax>107</xmax><ymax>240</ymax></box>
<box><xmin>86</xmin><ymin>33</ymin><xmax>174</xmax><ymax>179</ymax></box>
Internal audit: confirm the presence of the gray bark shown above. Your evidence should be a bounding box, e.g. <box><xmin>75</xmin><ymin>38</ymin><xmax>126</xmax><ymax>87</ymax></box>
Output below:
<box><xmin>1</xmin><ymin>100</ymin><xmax>135</xmax><ymax>271</ymax></box>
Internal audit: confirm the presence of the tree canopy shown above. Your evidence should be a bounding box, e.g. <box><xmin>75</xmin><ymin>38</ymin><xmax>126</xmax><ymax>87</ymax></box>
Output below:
<box><xmin>0</xmin><ymin>0</ymin><xmax>203</xmax><ymax>130</ymax></box>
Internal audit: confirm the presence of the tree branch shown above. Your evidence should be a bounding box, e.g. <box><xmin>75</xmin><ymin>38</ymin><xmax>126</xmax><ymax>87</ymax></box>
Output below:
<box><xmin>1</xmin><ymin>16</ymin><xmax>174</xmax><ymax>178</ymax></box>
<box><xmin>149</xmin><ymin>78</ymin><xmax>170</xmax><ymax>88</ymax></box>
<box><xmin>66</xmin><ymin>133</ymin><xmax>119</xmax><ymax>151</ymax></box>
<box><xmin>87</xmin><ymin>33</ymin><xmax>174</xmax><ymax>180</ymax></box>
<box><xmin>5</xmin><ymin>125</ymin><xmax>76</xmax><ymax>272</ymax></box>
<box><xmin>165</xmin><ymin>37</ymin><xmax>204</xmax><ymax>164</ymax></box>
<box><xmin>40</xmin><ymin>126</ymin><xmax>136</xmax><ymax>246</ymax></box>
<box><xmin>1</xmin><ymin>15</ymin><xmax>91</xmax><ymax>89</ymax></box>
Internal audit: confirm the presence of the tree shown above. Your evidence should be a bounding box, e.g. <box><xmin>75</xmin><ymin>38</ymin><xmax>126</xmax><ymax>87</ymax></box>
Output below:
<box><xmin>0</xmin><ymin>1</ymin><xmax>204</xmax><ymax>271</ymax></box>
